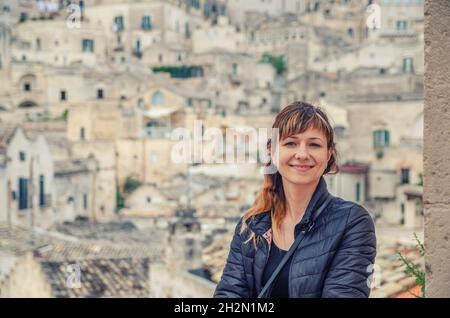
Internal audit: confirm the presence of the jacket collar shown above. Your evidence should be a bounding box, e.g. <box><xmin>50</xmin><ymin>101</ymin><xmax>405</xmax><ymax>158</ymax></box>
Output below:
<box><xmin>246</xmin><ymin>176</ymin><xmax>330</xmax><ymax>236</ymax></box>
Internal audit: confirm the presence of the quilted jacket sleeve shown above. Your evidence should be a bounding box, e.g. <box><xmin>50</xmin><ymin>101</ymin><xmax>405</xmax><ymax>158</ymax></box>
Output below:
<box><xmin>213</xmin><ymin>218</ymin><xmax>251</xmax><ymax>298</ymax></box>
<box><xmin>321</xmin><ymin>205</ymin><xmax>377</xmax><ymax>298</ymax></box>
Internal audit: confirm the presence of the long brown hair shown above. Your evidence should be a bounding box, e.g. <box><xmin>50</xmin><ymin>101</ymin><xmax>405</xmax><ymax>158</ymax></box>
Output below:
<box><xmin>240</xmin><ymin>101</ymin><xmax>339</xmax><ymax>245</ymax></box>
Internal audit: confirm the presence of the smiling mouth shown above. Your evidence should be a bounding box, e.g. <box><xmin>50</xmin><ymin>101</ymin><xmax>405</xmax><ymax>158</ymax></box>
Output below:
<box><xmin>289</xmin><ymin>164</ymin><xmax>315</xmax><ymax>172</ymax></box>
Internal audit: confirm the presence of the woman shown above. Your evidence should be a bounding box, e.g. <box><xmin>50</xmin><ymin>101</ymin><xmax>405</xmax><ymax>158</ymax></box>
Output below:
<box><xmin>214</xmin><ymin>101</ymin><xmax>377</xmax><ymax>298</ymax></box>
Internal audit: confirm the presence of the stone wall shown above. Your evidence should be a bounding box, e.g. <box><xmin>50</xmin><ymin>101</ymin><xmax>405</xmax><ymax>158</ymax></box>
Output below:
<box><xmin>424</xmin><ymin>0</ymin><xmax>450</xmax><ymax>297</ymax></box>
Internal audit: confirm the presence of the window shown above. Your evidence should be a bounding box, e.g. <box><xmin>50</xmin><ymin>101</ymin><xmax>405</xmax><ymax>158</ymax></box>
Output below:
<box><xmin>185</xmin><ymin>22</ymin><xmax>191</xmax><ymax>39</ymax></box>
<box><xmin>39</xmin><ymin>175</ymin><xmax>45</xmax><ymax>206</ymax></box>
<box><xmin>232</xmin><ymin>63</ymin><xmax>238</xmax><ymax>75</ymax></box>
<box><xmin>23</xmin><ymin>82</ymin><xmax>31</xmax><ymax>92</ymax></box>
<box><xmin>83</xmin><ymin>193</ymin><xmax>88</xmax><ymax>209</ymax></box>
<box><xmin>36</xmin><ymin>38</ymin><xmax>41</xmax><ymax>51</ymax></box>
<box><xmin>158</xmin><ymin>54</ymin><xmax>163</xmax><ymax>63</ymax></box>
<box><xmin>19</xmin><ymin>12</ymin><xmax>28</xmax><ymax>23</ymax></box>
<box><xmin>373</xmin><ymin>129</ymin><xmax>390</xmax><ymax>148</ymax></box>
<box><xmin>141</xmin><ymin>15</ymin><xmax>152</xmax><ymax>30</ymax></box>
<box><xmin>396</xmin><ymin>20</ymin><xmax>407</xmax><ymax>31</ymax></box>
<box><xmin>97</xmin><ymin>88</ymin><xmax>104</xmax><ymax>99</ymax></box>
<box><xmin>347</xmin><ymin>28</ymin><xmax>353</xmax><ymax>37</ymax></box>
<box><xmin>138</xmin><ymin>98</ymin><xmax>144</xmax><ymax>108</ymax></box>
<box><xmin>82</xmin><ymin>39</ymin><xmax>94</xmax><ymax>52</ymax></box>
<box><xmin>333</xmin><ymin>125</ymin><xmax>346</xmax><ymax>138</ymax></box>
<box><xmin>400</xmin><ymin>203</ymin><xmax>405</xmax><ymax>225</ymax></box>
<box><xmin>19</xmin><ymin>151</ymin><xmax>26</xmax><ymax>161</ymax></box>
<box><xmin>135</xmin><ymin>39</ymin><xmax>141</xmax><ymax>53</ymax></box>
<box><xmin>402</xmin><ymin>57</ymin><xmax>414</xmax><ymax>73</ymax></box>
<box><xmin>152</xmin><ymin>91</ymin><xmax>165</xmax><ymax>105</ymax></box>
<box><xmin>18</xmin><ymin>178</ymin><xmax>28</xmax><ymax>210</ymax></box>
<box><xmin>80</xmin><ymin>127</ymin><xmax>85</xmax><ymax>140</ymax></box>
<box><xmin>114</xmin><ymin>16</ymin><xmax>124</xmax><ymax>31</ymax></box>
<box><xmin>355</xmin><ymin>181</ymin><xmax>361</xmax><ymax>203</ymax></box>
<box><xmin>187</xmin><ymin>98</ymin><xmax>193</xmax><ymax>107</ymax></box>
<box><xmin>401</xmin><ymin>168</ymin><xmax>410</xmax><ymax>184</ymax></box>
<box><xmin>60</xmin><ymin>90</ymin><xmax>67</xmax><ymax>101</ymax></box>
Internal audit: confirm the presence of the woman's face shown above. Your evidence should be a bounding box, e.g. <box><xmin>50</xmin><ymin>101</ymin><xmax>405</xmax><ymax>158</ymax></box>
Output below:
<box><xmin>273</xmin><ymin>127</ymin><xmax>331</xmax><ymax>187</ymax></box>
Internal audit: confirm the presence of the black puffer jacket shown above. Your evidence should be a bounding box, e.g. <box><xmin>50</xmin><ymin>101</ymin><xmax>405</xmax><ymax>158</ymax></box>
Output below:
<box><xmin>214</xmin><ymin>177</ymin><xmax>377</xmax><ymax>298</ymax></box>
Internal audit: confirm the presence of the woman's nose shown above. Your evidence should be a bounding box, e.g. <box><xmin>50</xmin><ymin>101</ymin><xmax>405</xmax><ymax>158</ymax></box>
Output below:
<box><xmin>294</xmin><ymin>145</ymin><xmax>309</xmax><ymax>159</ymax></box>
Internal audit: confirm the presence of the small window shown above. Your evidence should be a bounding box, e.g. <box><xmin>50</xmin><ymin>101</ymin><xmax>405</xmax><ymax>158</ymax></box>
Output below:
<box><xmin>187</xmin><ymin>98</ymin><xmax>193</xmax><ymax>107</ymax></box>
<box><xmin>402</xmin><ymin>57</ymin><xmax>414</xmax><ymax>73</ymax></box>
<box><xmin>373</xmin><ymin>129</ymin><xmax>390</xmax><ymax>148</ymax></box>
<box><xmin>97</xmin><ymin>88</ymin><xmax>104</xmax><ymax>99</ymax></box>
<box><xmin>152</xmin><ymin>91</ymin><xmax>165</xmax><ymax>105</ymax></box>
<box><xmin>60</xmin><ymin>90</ymin><xmax>67</xmax><ymax>101</ymax></box>
<box><xmin>135</xmin><ymin>39</ymin><xmax>141</xmax><ymax>53</ymax></box>
<box><xmin>396</xmin><ymin>20</ymin><xmax>407</xmax><ymax>31</ymax></box>
<box><xmin>80</xmin><ymin>127</ymin><xmax>85</xmax><ymax>140</ymax></box>
<box><xmin>138</xmin><ymin>98</ymin><xmax>144</xmax><ymax>108</ymax></box>
<box><xmin>401</xmin><ymin>168</ymin><xmax>410</xmax><ymax>184</ymax></box>
<box><xmin>19</xmin><ymin>151</ymin><xmax>26</xmax><ymax>161</ymax></box>
<box><xmin>347</xmin><ymin>28</ymin><xmax>353</xmax><ymax>37</ymax></box>
<box><xmin>23</xmin><ymin>82</ymin><xmax>31</xmax><ymax>92</ymax></box>
<box><xmin>114</xmin><ymin>15</ymin><xmax>124</xmax><ymax>31</ymax></box>
<box><xmin>36</xmin><ymin>38</ymin><xmax>41</xmax><ymax>51</ymax></box>
<box><xmin>141</xmin><ymin>15</ymin><xmax>152</xmax><ymax>30</ymax></box>
<box><xmin>19</xmin><ymin>12</ymin><xmax>28</xmax><ymax>23</ymax></box>
<box><xmin>232</xmin><ymin>63</ymin><xmax>238</xmax><ymax>75</ymax></box>
<box><xmin>83</xmin><ymin>193</ymin><xmax>88</xmax><ymax>209</ymax></box>
<box><xmin>39</xmin><ymin>175</ymin><xmax>45</xmax><ymax>207</ymax></box>
<box><xmin>82</xmin><ymin>39</ymin><xmax>94</xmax><ymax>52</ymax></box>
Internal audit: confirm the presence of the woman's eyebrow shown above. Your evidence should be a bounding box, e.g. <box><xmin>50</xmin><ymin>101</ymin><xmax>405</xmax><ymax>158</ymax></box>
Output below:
<box><xmin>286</xmin><ymin>136</ymin><xmax>323</xmax><ymax>141</ymax></box>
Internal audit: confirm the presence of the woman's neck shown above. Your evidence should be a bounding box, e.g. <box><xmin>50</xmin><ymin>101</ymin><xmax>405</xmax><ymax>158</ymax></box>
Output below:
<box><xmin>281</xmin><ymin>177</ymin><xmax>320</xmax><ymax>225</ymax></box>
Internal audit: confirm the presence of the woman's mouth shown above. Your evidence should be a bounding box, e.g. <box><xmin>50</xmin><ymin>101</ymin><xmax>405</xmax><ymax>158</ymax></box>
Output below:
<box><xmin>289</xmin><ymin>164</ymin><xmax>315</xmax><ymax>172</ymax></box>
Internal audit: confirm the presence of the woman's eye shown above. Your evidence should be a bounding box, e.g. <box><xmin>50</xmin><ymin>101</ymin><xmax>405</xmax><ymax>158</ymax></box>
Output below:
<box><xmin>310</xmin><ymin>143</ymin><xmax>321</xmax><ymax>147</ymax></box>
<box><xmin>285</xmin><ymin>142</ymin><xmax>296</xmax><ymax>146</ymax></box>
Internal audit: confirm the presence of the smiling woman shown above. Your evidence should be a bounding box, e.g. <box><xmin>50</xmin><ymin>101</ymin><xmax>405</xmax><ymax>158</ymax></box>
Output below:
<box><xmin>214</xmin><ymin>101</ymin><xmax>377</xmax><ymax>298</ymax></box>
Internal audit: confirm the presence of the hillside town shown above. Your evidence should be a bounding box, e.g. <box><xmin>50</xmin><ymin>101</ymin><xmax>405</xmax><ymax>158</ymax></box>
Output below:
<box><xmin>0</xmin><ymin>0</ymin><xmax>424</xmax><ymax>297</ymax></box>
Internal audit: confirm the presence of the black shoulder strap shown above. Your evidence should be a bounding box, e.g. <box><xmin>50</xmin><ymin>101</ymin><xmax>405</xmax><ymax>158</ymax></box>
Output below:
<box><xmin>257</xmin><ymin>194</ymin><xmax>334</xmax><ymax>298</ymax></box>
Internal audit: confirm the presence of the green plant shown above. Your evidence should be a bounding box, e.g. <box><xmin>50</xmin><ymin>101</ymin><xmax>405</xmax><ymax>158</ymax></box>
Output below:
<box><xmin>396</xmin><ymin>233</ymin><xmax>426</xmax><ymax>297</ymax></box>
<box><xmin>260</xmin><ymin>53</ymin><xmax>287</xmax><ymax>75</ymax></box>
<box><xmin>124</xmin><ymin>177</ymin><xmax>141</xmax><ymax>194</ymax></box>
<box><xmin>416</xmin><ymin>172</ymin><xmax>423</xmax><ymax>186</ymax></box>
<box><xmin>116</xmin><ymin>186</ymin><xmax>124</xmax><ymax>211</ymax></box>
<box><xmin>62</xmin><ymin>109</ymin><xmax>69</xmax><ymax>122</ymax></box>
<box><xmin>374</xmin><ymin>146</ymin><xmax>384</xmax><ymax>159</ymax></box>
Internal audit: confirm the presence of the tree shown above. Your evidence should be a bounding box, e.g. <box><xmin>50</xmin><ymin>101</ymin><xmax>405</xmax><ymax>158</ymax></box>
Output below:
<box><xmin>260</xmin><ymin>53</ymin><xmax>287</xmax><ymax>75</ymax></box>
